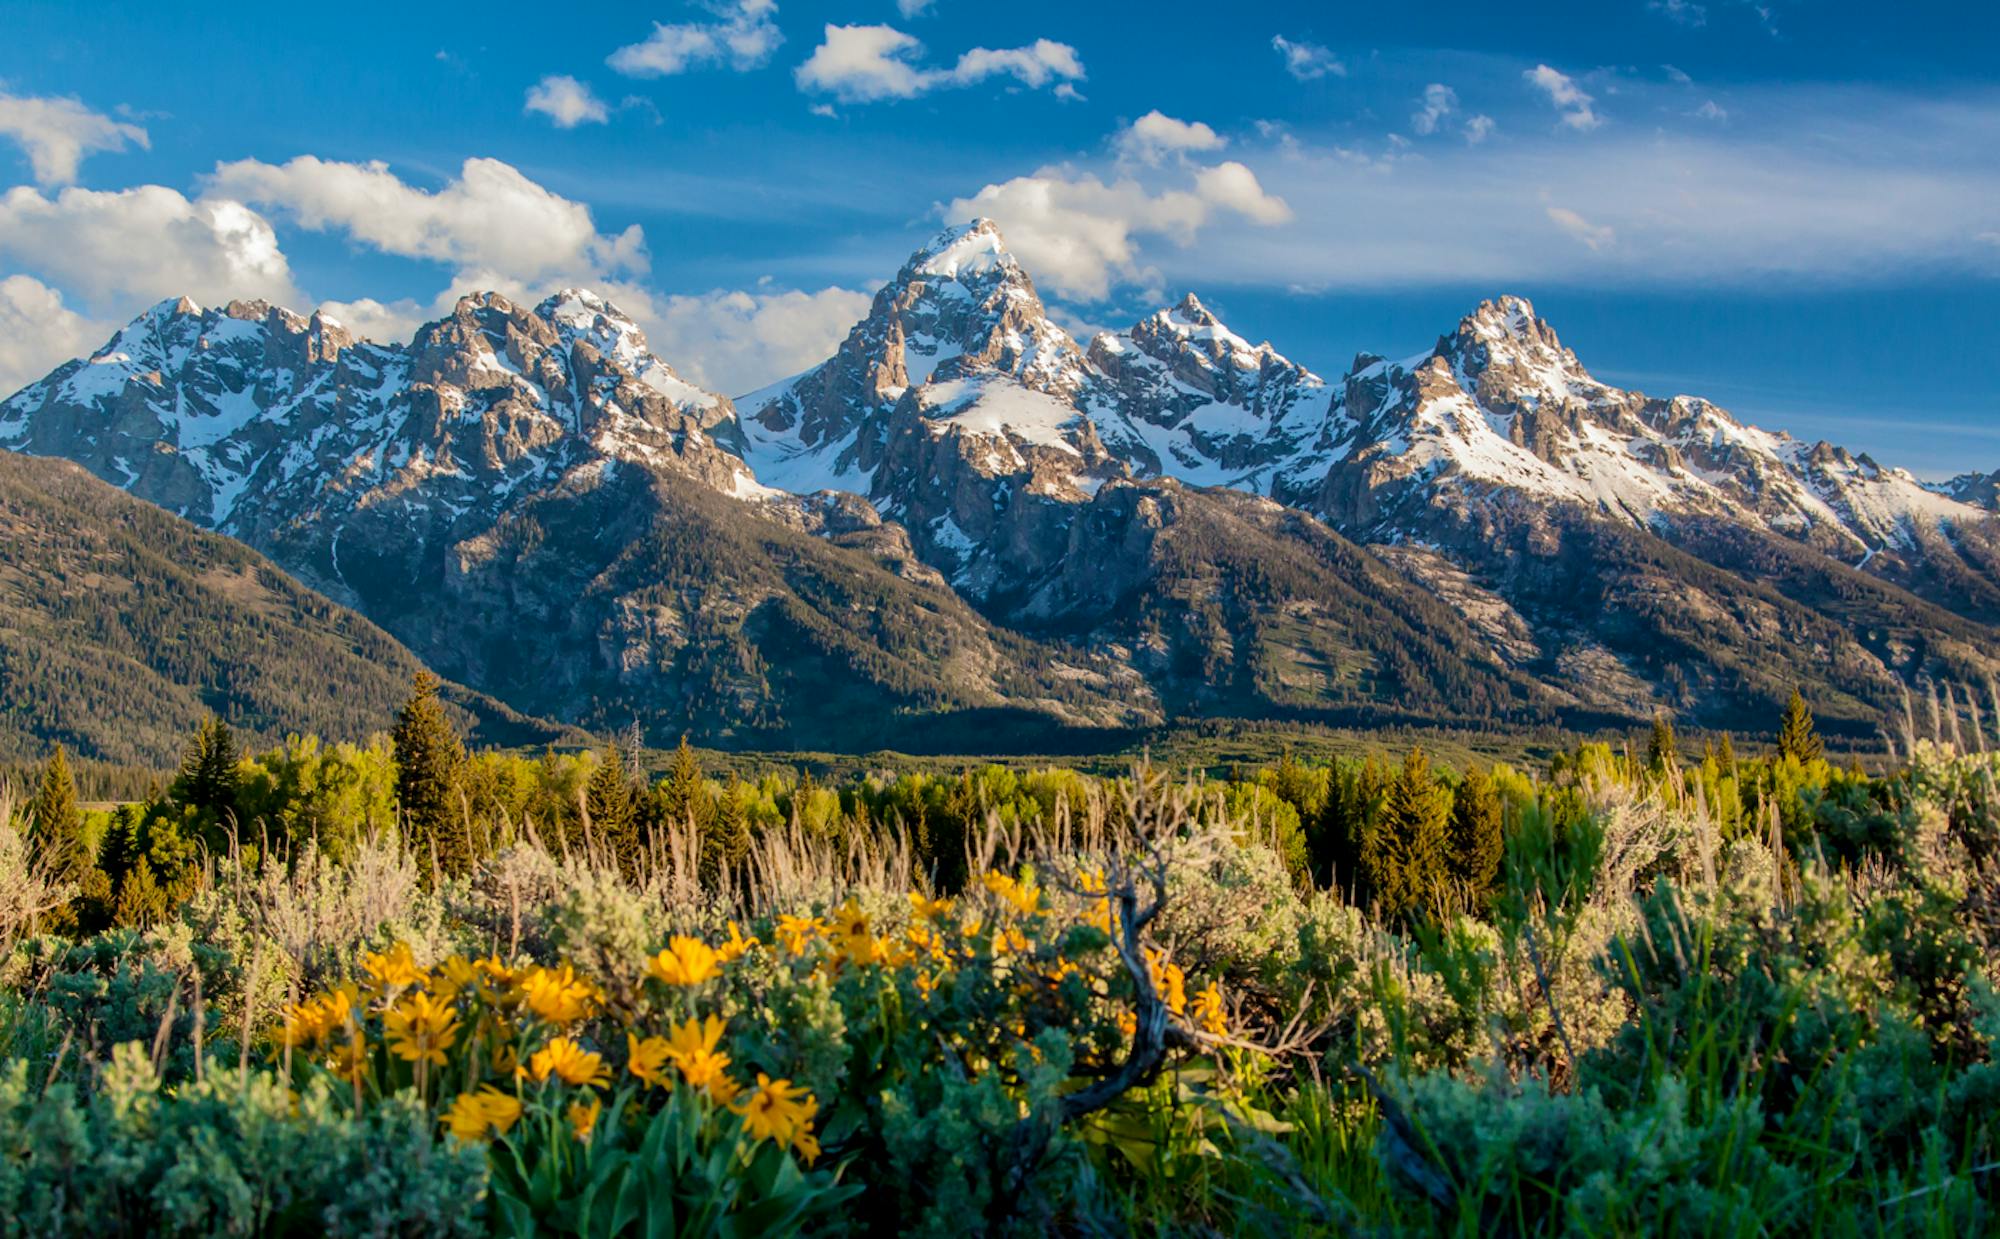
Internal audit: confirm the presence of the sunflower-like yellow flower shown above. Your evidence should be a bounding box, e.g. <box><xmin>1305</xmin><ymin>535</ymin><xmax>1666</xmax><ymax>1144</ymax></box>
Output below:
<box><xmin>627</xmin><ymin>1033</ymin><xmax>674</xmax><ymax>1090</ymax></box>
<box><xmin>663</xmin><ymin>1015</ymin><xmax>740</xmax><ymax>1100</ymax></box>
<box><xmin>518</xmin><ymin>964</ymin><xmax>599</xmax><ymax>1024</ymax></box>
<box><xmin>648</xmin><ymin>936</ymin><xmax>722</xmax><ymax>986</ymax></box>
<box><xmin>1116</xmin><ymin>1008</ymin><xmax>1137</xmax><ymax>1040</ymax></box>
<box><xmin>716</xmin><ymin>921</ymin><xmax>754</xmax><ymax>963</ymax></box>
<box><xmin>1191</xmin><ymin>981</ymin><xmax>1227</xmax><ymax>1036</ymax></box>
<box><xmin>443</xmin><ymin>1086</ymin><xmax>522</xmax><ymax>1142</ymax></box>
<box><xmin>831</xmin><ymin>900</ymin><xmax>880</xmax><ymax>966</ymax></box>
<box><xmin>432</xmin><ymin>955</ymin><xmax>479</xmax><ymax>1002</ymax></box>
<box><xmin>529</xmin><ymin>1036</ymin><xmax>611</xmax><ymax>1088</ymax></box>
<box><xmin>982</xmin><ymin>871</ymin><xmax>1042</xmax><ymax>917</ymax></box>
<box><xmin>361</xmin><ymin>942</ymin><xmax>425</xmax><ymax>993</ymax></box>
<box><xmin>908</xmin><ymin>891</ymin><xmax>953</xmax><ymax>922</ymax></box>
<box><xmin>329</xmin><ymin>1035</ymin><xmax>371</xmax><ymax>1085</ymax></box>
<box><xmin>384</xmin><ymin>990</ymin><xmax>461</xmax><ymax>1066</ymax></box>
<box><xmin>731</xmin><ymin>1073</ymin><xmax>820</xmax><ymax>1156</ymax></box>
<box><xmin>567</xmin><ymin>1095</ymin><xmax>602</xmax><ymax>1143</ymax></box>
<box><xmin>475</xmin><ymin>956</ymin><xmax>520</xmax><ymax>1001</ymax></box>
<box><xmin>281</xmin><ymin>984</ymin><xmax>358</xmax><ymax>1049</ymax></box>
<box><xmin>774</xmin><ymin>914</ymin><xmax>824</xmax><ymax>957</ymax></box>
<box><xmin>1145</xmin><ymin>948</ymin><xmax>1187</xmax><ymax>1015</ymax></box>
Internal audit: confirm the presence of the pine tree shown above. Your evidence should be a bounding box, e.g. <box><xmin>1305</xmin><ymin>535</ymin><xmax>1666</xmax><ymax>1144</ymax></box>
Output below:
<box><xmin>115</xmin><ymin>854</ymin><xmax>167</xmax><ymax>929</ymax></box>
<box><xmin>585</xmin><ymin>740</ymin><xmax>639</xmax><ymax>868</ymax></box>
<box><xmin>1370</xmin><ymin>747</ymin><xmax>1453</xmax><ymax>923</ymax></box>
<box><xmin>28</xmin><ymin>745</ymin><xmax>89</xmax><ymax>889</ymax></box>
<box><xmin>391</xmin><ymin>671</ymin><xmax>469</xmax><ymax>877</ymax></box>
<box><xmin>655</xmin><ymin>737</ymin><xmax>712</xmax><ymax>842</ymax></box>
<box><xmin>703</xmin><ymin>777</ymin><xmax>755</xmax><ymax>886</ymax></box>
<box><xmin>1718</xmin><ymin>731</ymin><xmax>1738</xmax><ymax>776</ymax></box>
<box><xmin>1646</xmin><ymin>713</ymin><xmax>1678</xmax><ymax>776</ymax></box>
<box><xmin>174</xmin><ymin>715</ymin><xmax>240</xmax><ymax>829</ymax></box>
<box><xmin>1448</xmin><ymin>764</ymin><xmax>1506</xmax><ymax>910</ymax></box>
<box><xmin>1777</xmin><ymin>689</ymin><xmax>1823</xmax><ymax>764</ymax></box>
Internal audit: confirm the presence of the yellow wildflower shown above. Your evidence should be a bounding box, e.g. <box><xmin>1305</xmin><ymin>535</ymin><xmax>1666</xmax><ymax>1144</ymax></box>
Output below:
<box><xmin>982</xmin><ymin>870</ymin><xmax>1042</xmax><ymax>917</ymax></box>
<box><xmin>1192</xmin><ymin>982</ymin><xmax>1227</xmax><ymax>1036</ymax></box>
<box><xmin>443</xmin><ymin>1086</ymin><xmax>522</xmax><ymax>1142</ymax></box>
<box><xmin>1146</xmin><ymin>949</ymin><xmax>1187</xmax><ymax>1015</ymax></box>
<box><xmin>731</xmin><ymin>1073</ymin><xmax>819</xmax><ymax>1151</ymax></box>
<box><xmin>529</xmin><ymin>1036</ymin><xmax>611</xmax><ymax>1089</ymax></box>
<box><xmin>793</xmin><ymin>1127</ymin><xmax>822</xmax><ymax>1165</ymax></box>
<box><xmin>627</xmin><ymin>1033</ymin><xmax>674</xmax><ymax>1089</ymax></box>
<box><xmin>432</xmin><ymin>955</ymin><xmax>479</xmax><ymax>1002</ymax></box>
<box><xmin>518</xmin><ymin>964</ymin><xmax>599</xmax><ymax>1024</ymax></box>
<box><xmin>384</xmin><ymin>991</ymin><xmax>461</xmax><ymax>1066</ymax></box>
<box><xmin>908</xmin><ymin>891</ymin><xmax>953</xmax><ymax>922</ymax></box>
<box><xmin>567</xmin><ymin>1095</ymin><xmax>602</xmax><ymax>1143</ymax></box>
<box><xmin>649</xmin><ymin>936</ymin><xmax>722</xmax><ymax>986</ymax></box>
<box><xmin>475</xmin><ymin>956</ymin><xmax>520</xmax><ymax>1003</ymax></box>
<box><xmin>774</xmin><ymin>914</ymin><xmax>824</xmax><ymax>957</ymax></box>
<box><xmin>361</xmin><ymin>942</ymin><xmax>425</xmax><ymax>993</ymax></box>
<box><xmin>831</xmin><ymin>900</ymin><xmax>880</xmax><ymax>966</ymax></box>
<box><xmin>663</xmin><ymin>1015</ymin><xmax>739</xmax><ymax>1099</ymax></box>
<box><xmin>1117</xmin><ymin>1009</ymin><xmax>1137</xmax><ymax>1040</ymax></box>
<box><xmin>329</xmin><ymin>1035</ymin><xmax>370</xmax><ymax>1085</ymax></box>
<box><xmin>716</xmin><ymin>921</ymin><xmax>754</xmax><ymax>963</ymax></box>
<box><xmin>1084</xmin><ymin>897</ymin><xmax>1112</xmax><ymax>936</ymax></box>
<box><xmin>281</xmin><ymin>984</ymin><xmax>357</xmax><ymax>1049</ymax></box>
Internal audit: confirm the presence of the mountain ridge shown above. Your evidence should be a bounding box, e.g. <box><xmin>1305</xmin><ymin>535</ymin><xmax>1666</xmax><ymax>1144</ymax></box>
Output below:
<box><xmin>5</xmin><ymin>219</ymin><xmax>1996</xmax><ymax>748</ymax></box>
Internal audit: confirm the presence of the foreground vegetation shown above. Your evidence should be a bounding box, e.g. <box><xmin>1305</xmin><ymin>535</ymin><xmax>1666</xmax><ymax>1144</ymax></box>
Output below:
<box><xmin>1</xmin><ymin>678</ymin><xmax>1997</xmax><ymax>1235</ymax></box>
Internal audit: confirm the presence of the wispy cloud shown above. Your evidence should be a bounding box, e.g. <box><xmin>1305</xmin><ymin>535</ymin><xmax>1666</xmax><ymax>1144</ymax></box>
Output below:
<box><xmin>607</xmin><ymin>1</ymin><xmax>783</xmax><ymax>77</ymax></box>
<box><xmin>1271</xmin><ymin>36</ymin><xmax>1343</xmax><ymax>81</ymax></box>
<box><xmin>1524</xmin><ymin>64</ymin><xmax>1603</xmax><ymax>130</ymax></box>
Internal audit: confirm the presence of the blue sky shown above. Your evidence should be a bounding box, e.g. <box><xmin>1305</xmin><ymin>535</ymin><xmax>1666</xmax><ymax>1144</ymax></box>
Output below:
<box><xmin>2</xmin><ymin>0</ymin><xmax>1996</xmax><ymax>476</ymax></box>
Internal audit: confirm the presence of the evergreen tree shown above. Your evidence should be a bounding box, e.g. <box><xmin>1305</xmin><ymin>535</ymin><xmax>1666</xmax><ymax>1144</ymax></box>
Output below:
<box><xmin>1718</xmin><ymin>731</ymin><xmax>1738</xmax><ymax>776</ymax></box>
<box><xmin>1777</xmin><ymin>689</ymin><xmax>1823</xmax><ymax>764</ymax></box>
<box><xmin>1646</xmin><ymin>713</ymin><xmax>1678</xmax><ymax>776</ymax></box>
<box><xmin>703</xmin><ymin>777</ymin><xmax>755</xmax><ymax>886</ymax></box>
<box><xmin>1370</xmin><ymin>747</ymin><xmax>1453</xmax><ymax>923</ymax></box>
<box><xmin>1448</xmin><ymin>764</ymin><xmax>1506</xmax><ymax>910</ymax></box>
<box><xmin>28</xmin><ymin>744</ymin><xmax>89</xmax><ymax>889</ymax></box>
<box><xmin>173</xmin><ymin>715</ymin><xmax>240</xmax><ymax>828</ymax></box>
<box><xmin>114</xmin><ymin>854</ymin><xmax>167</xmax><ymax>929</ymax></box>
<box><xmin>654</xmin><ymin>737</ymin><xmax>712</xmax><ymax>841</ymax></box>
<box><xmin>391</xmin><ymin>671</ymin><xmax>468</xmax><ymax>877</ymax></box>
<box><xmin>584</xmin><ymin>740</ymin><xmax>639</xmax><ymax>868</ymax></box>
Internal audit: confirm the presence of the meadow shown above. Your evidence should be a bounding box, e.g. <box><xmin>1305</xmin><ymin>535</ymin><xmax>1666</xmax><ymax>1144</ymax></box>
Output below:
<box><xmin>0</xmin><ymin>684</ymin><xmax>1996</xmax><ymax>1235</ymax></box>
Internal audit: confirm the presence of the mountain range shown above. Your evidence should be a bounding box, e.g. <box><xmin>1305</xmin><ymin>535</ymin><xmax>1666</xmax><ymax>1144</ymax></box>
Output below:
<box><xmin>4</xmin><ymin>218</ymin><xmax>1995</xmax><ymax>757</ymax></box>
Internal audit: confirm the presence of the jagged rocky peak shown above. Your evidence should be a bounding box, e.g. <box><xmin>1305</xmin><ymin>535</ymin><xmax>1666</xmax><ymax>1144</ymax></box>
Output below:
<box><xmin>733</xmin><ymin>218</ymin><xmax>1098</xmax><ymax>493</ymax></box>
<box><xmin>539</xmin><ymin>287</ymin><xmax>725</xmax><ymax>414</ymax></box>
<box><xmin>879</xmin><ymin>217</ymin><xmax>1086</xmax><ymax>396</ymax></box>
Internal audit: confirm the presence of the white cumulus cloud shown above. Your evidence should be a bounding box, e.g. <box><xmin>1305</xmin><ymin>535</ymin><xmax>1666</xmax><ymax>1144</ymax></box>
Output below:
<box><xmin>205</xmin><ymin>155</ymin><xmax>647</xmax><ymax>295</ymax></box>
<box><xmin>0</xmin><ymin>274</ymin><xmax>115</xmax><ymax>398</ymax></box>
<box><xmin>945</xmin><ymin>155</ymin><xmax>1291</xmax><ymax>301</ymax></box>
<box><xmin>641</xmin><ymin>285</ymin><xmax>874</xmax><ymax>395</ymax></box>
<box><xmin>607</xmin><ymin>1</ymin><xmax>783</xmax><ymax>77</ymax></box>
<box><xmin>0</xmin><ymin>91</ymin><xmax>149</xmax><ymax>187</ymax></box>
<box><xmin>1116</xmin><ymin>111</ymin><xmax>1227</xmax><ymax>165</ymax></box>
<box><xmin>524</xmin><ymin>75</ymin><xmax>610</xmax><ymax>128</ymax></box>
<box><xmin>0</xmin><ymin>183</ymin><xmax>299</xmax><ymax>311</ymax></box>
<box><xmin>794</xmin><ymin>24</ymin><xmax>1084</xmax><ymax>103</ymax></box>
